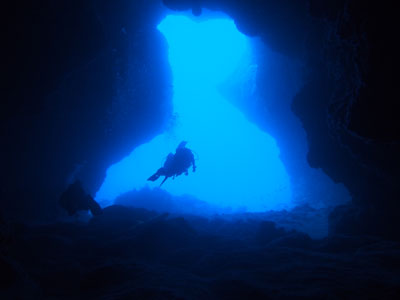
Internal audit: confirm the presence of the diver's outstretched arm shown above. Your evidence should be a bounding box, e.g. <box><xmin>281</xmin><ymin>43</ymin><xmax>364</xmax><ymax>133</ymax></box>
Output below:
<box><xmin>192</xmin><ymin>157</ymin><xmax>196</xmax><ymax>172</ymax></box>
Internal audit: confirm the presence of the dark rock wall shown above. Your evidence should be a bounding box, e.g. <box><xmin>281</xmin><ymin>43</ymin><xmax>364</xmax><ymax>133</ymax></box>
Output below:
<box><xmin>163</xmin><ymin>0</ymin><xmax>400</xmax><ymax>237</ymax></box>
<box><xmin>303</xmin><ymin>1</ymin><xmax>400</xmax><ymax>237</ymax></box>
<box><xmin>2</xmin><ymin>0</ymin><xmax>171</xmax><ymax>221</ymax></box>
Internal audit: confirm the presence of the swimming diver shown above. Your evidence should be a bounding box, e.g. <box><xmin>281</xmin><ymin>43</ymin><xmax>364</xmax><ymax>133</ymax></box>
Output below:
<box><xmin>147</xmin><ymin>141</ymin><xmax>196</xmax><ymax>186</ymax></box>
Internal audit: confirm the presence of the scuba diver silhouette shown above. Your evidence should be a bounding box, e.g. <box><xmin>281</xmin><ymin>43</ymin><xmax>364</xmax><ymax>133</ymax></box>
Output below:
<box><xmin>147</xmin><ymin>141</ymin><xmax>196</xmax><ymax>186</ymax></box>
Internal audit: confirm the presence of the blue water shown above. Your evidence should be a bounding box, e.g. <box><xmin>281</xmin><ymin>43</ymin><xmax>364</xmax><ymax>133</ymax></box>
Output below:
<box><xmin>96</xmin><ymin>14</ymin><xmax>292</xmax><ymax>212</ymax></box>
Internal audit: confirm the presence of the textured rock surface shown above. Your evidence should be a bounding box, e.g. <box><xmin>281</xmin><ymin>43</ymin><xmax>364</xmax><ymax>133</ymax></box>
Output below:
<box><xmin>163</xmin><ymin>0</ymin><xmax>400</xmax><ymax>237</ymax></box>
<box><xmin>2</xmin><ymin>207</ymin><xmax>400</xmax><ymax>299</ymax></box>
<box><xmin>2</xmin><ymin>0</ymin><xmax>171</xmax><ymax>221</ymax></box>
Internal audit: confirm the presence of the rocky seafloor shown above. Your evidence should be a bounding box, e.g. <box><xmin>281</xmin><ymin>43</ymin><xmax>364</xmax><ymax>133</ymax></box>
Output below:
<box><xmin>2</xmin><ymin>205</ymin><xmax>400</xmax><ymax>299</ymax></box>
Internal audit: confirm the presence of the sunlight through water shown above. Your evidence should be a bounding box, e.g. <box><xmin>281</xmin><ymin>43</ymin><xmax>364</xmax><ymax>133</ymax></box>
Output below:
<box><xmin>96</xmin><ymin>14</ymin><xmax>292</xmax><ymax>212</ymax></box>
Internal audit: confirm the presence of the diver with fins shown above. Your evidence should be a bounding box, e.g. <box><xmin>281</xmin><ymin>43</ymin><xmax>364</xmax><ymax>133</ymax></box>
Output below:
<box><xmin>147</xmin><ymin>141</ymin><xmax>196</xmax><ymax>186</ymax></box>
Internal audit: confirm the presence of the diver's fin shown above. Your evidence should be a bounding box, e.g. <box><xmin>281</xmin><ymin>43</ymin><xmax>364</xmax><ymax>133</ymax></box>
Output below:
<box><xmin>147</xmin><ymin>173</ymin><xmax>160</xmax><ymax>181</ymax></box>
<box><xmin>148</xmin><ymin>168</ymin><xmax>165</xmax><ymax>181</ymax></box>
<box><xmin>160</xmin><ymin>176</ymin><xmax>168</xmax><ymax>186</ymax></box>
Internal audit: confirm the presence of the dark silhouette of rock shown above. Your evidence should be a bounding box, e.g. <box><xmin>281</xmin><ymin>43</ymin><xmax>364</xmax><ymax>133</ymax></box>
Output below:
<box><xmin>1</xmin><ymin>0</ymin><xmax>171</xmax><ymax>222</ymax></box>
<box><xmin>0</xmin><ymin>256</ymin><xmax>17</xmax><ymax>289</ymax></box>
<box><xmin>2</xmin><ymin>206</ymin><xmax>399</xmax><ymax>298</ymax></box>
<box><xmin>59</xmin><ymin>180</ymin><xmax>102</xmax><ymax>216</ymax></box>
<box><xmin>163</xmin><ymin>0</ymin><xmax>400</xmax><ymax>239</ymax></box>
<box><xmin>255</xmin><ymin>221</ymin><xmax>287</xmax><ymax>245</ymax></box>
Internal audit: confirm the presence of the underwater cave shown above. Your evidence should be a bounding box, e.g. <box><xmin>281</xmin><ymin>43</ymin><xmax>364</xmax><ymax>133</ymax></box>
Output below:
<box><xmin>96</xmin><ymin>10</ymin><xmax>349</xmax><ymax>219</ymax></box>
<box><xmin>96</xmin><ymin>12</ymin><xmax>293</xmax><ymax>212</ymax></box>
<box><xmin>2</xmin><ymin>0</ymin><xmax>400</xmax><ymax>298</ymax></box>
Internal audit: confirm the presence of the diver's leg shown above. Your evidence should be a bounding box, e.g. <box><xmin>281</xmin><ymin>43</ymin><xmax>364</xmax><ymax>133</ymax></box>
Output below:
<box><xmin>147</xmin><ymin>173</ymin><xmax>159</xmax><ymax>181</ymax></box>
<box><xmin>147</xmin><ymin>167</ymin><xmax>164</xmax><ymax>181</ymax></box>
<box><xmin>160</xmin><ymin>176</ymin><xmax>168</xmax><ymax>186</ymax></box>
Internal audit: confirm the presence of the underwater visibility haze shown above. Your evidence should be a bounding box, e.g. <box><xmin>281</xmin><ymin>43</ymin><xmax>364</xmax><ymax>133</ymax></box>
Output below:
<box><xmin>96</xmin><ymin>14</ymin><xmax>292</xmax><ymax>212</ymax></box>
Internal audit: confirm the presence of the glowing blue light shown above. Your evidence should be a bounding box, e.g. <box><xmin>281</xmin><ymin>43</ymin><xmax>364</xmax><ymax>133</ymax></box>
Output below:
<box><xmin>96</xmin><ymin>14</ymin><xmax>292</xmax><ymax>212</ymax></box>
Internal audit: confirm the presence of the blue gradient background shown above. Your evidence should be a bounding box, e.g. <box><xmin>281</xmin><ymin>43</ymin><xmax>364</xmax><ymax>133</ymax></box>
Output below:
<box><xmin>96</xmin><ymin>14</ymin><xmax>292</xmax><ymax>212</ymax></box>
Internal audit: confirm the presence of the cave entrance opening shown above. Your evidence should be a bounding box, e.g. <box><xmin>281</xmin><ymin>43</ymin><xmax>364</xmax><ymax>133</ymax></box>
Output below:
<box><xmin>96</xmin><ymin>12</ymin><xmax>292</xmax><ymax>213</ymax></box>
